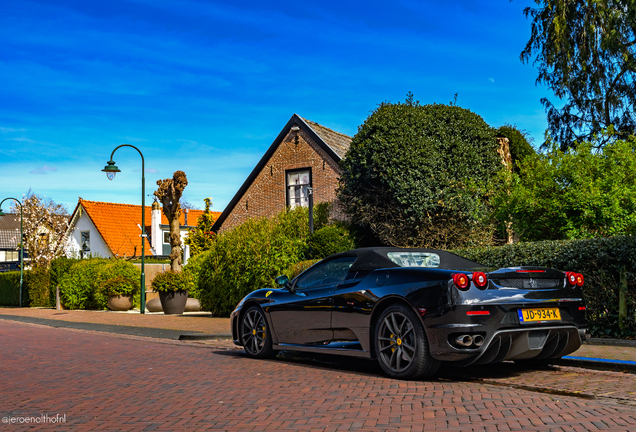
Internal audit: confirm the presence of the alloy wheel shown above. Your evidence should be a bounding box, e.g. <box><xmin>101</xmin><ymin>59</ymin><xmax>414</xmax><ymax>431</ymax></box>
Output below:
<box><xmin>377</xmin><ymin>311</ymin><xmax>417</xmax><ymax>373</ymax></box>
<box><xmin>241</xmin><ymin>308</ymin><xmax>268</xmax><ymax>356</ymax></box>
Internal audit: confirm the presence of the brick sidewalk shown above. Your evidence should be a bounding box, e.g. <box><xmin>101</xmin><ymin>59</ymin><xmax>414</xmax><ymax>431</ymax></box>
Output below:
<box><xmin>2</xmin><ymin>320</ymin><xmax>636</xmax><ymax>431</ymax></box>
<box><xmin>0</xmin><ymin>307</ymin><xmax>230</xmax><ymax>334</ymax></box>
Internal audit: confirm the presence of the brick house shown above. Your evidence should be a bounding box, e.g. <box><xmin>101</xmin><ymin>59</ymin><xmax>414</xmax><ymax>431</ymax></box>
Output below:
<box><xmin>212</xmin><ymin>114</ymin><xmax>352</xmax><ymax>233</ymax></box>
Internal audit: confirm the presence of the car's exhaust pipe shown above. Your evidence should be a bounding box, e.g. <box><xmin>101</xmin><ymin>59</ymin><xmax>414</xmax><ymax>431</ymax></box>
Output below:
<box><xmin>456</xmin><ymin>335</ymin><xmax>473</xmax><ymax>347</ymax></box>
<box><xmin>473</xmin><ymin>335</ymin><xmax>484</xmax><ymax>347</ymax></box>
<box><xmin>578</xmin><ymin>329</ymin><xmax>591</xmax><ymax>342</ymax></box>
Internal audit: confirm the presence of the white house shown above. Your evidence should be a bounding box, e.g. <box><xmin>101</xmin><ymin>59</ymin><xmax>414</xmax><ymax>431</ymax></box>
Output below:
<box><xmin>64</xmin><ymin>199</ymin><xmax>219</xmax><ymax>258</ymax></box>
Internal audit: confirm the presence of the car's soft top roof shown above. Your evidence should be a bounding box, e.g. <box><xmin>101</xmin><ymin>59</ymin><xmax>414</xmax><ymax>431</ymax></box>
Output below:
<box><xmin>329</xmin><ymin>247</ymin><xmax>484</xmax><ymax>272</ymax></box>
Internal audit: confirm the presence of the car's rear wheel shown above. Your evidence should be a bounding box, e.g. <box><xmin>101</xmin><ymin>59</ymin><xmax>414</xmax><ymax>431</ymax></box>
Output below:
<box><xmin>374</xmin><ymin>304</ymin><xmax>440</xmax><ymax>380</ymax></box>
<box><xmin>241</xmin><ymin>306</ymin><xmax>275</xmax><ymax>359</ymax></box>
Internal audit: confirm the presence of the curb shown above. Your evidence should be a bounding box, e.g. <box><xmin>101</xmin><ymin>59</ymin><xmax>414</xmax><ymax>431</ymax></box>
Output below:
<box><xmin>178</xmin><ymin>334</ymin><xmax>233</xmax><ymax>341</ymax></box>
<box><xmin>585</xmin><ymin>338</ymin><xmax>636</xmax><ymax>347</ymax></box>
<box><xmin>557</xmin><ymin>356</ymin><xmax>636</xmax><ymax>373</ymax></box>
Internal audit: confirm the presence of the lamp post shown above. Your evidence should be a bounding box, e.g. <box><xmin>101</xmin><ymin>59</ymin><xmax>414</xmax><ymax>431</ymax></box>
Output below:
<box><xmin>0</xmin><ymin>198</ymin><xmax>24</xmax><ymax>307</ymax></box>
<box><xmin>102</xmin><ymin>144</ymin><xmax>147</xmax><ymax>314</ymax></box>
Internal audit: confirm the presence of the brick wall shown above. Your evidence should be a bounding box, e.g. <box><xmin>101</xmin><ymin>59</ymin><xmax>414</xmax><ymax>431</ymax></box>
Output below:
<box><xmin>219</xmin><ymin>129</ymin><xmax>342</xmax><ymax>232</ymax></box>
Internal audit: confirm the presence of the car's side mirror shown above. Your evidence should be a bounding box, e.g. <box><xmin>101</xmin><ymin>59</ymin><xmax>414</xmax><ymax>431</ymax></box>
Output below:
<box><xmin>275</xmin><ymin>275</ymin><xmax>290</xmax><ymax>287</ymax></box>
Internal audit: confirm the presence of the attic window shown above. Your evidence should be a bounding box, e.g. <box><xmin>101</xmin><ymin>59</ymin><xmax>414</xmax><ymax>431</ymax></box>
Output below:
<box><xmin>81</xmin><ymin>231</ymin><xmax>90</xmax><ymax>252</ymax></box>
<box><xmin>286</xmin><ymin>169</ymin><xmax>311</xmax><ymax>208</ymax></box>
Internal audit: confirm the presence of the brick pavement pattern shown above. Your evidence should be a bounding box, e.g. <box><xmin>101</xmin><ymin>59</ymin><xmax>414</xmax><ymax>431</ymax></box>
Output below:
<box><xmin>2</xmin><ymin>320</ymin><xmax>636</xmax><ymax>431</ymax></box>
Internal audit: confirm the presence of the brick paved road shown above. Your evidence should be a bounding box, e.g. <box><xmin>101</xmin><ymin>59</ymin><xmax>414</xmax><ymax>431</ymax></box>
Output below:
<box><xmin>2</xmin><ymin>320</ymin><xmax>636</xmax><ymax>431</ymax></box>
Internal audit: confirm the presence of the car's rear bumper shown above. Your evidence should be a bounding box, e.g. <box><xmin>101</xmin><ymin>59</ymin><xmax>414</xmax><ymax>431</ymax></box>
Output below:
<box><xmin>430</xmin><ymin>325</ymin><xmax>584</xmax><ymax>365</ymax></box>
<box><xmin>424</xmin><ymin>302</ymin><xmax>587</xmax><ymax>365</ymax></box>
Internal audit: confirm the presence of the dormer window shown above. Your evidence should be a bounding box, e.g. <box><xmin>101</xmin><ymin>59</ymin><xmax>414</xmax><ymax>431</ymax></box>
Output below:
<box><xmin>286</xmin><ymin>169</ymin><xmax>311</xmax><ymax>208</ymax></box>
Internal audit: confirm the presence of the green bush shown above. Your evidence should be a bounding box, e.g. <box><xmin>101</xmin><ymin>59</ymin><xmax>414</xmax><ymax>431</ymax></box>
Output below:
<box><xmin>338</xmin><ymin>94</ymin><xmax>502</xmax><ymax>249</ymax></box>
<box><xmin>455</xmin><ymin>236</ymin><xmax>636</xmax><ymax>338</ymax></box>
<box><xmin>310</xmin><ymin>225</ymin><xmax>356</xmax><ymax>259</ymax></box>
<box><xmin>50</xmin><ymin>257</ymin><xmax>82</xmax><ymax>307</ymax></box>
<box><xmin>59</xmin><ymin>258</ymin><xmax>141</xmax><ymax>310</ymax></box>
<box><xmin>182</xmin><ymin>251</ymin><xmax>209</xmax><ymax>300</ymax></box>
<box><xmin>98</xmin><ymin>276</ymin><xmax>138</xmax><ymax>297</ymax></box>
<box><xmin>151</xmin><ymin>270</ymin><xmax>193</xmax><ymax>293</ymax></box>
<box><xmin>198</xmin><ymin>207</ymin><xmax>310</xmax><ymax>316</ymax></box>
<box><xmin>24</xmin><ymin>266</ymin><xmax>50</xmax><ymax>307</ymax></box>
<box><xmin>0</xmin><ymin>271</ymin><xmax>21</xmax><ymax>306</ymax></box>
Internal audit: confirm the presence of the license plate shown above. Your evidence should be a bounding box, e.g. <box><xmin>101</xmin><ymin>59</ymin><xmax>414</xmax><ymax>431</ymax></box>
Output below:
<box><xmin>518</xmin><ymin>308</ymin><xmax>561</xmax><ymax>324</ymax></box>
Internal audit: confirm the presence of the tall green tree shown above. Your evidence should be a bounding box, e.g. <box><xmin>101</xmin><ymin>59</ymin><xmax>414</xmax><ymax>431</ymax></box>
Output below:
<box><xmin>184</xmin><ymin>198</ymin><xmax>216</xmax><ymax>258</ymax></box>
<box><xmin>338</xmin><ymin>95</ymin><xmax>503</xmax><ymax>249</ymax></box>
<box><xmin>522</xmin><ymin>0</ymin><xmax>636</xmax><ymax>149</ymax></box>
<box><xmin>496</xmin><ymin>125</ymin><xmax>536</xmax><ymax>172</ymax></box>
<box><xmin>493</xmin><ymin>135</ymin><xmax>636</xmax><ymax>241</ymax></box>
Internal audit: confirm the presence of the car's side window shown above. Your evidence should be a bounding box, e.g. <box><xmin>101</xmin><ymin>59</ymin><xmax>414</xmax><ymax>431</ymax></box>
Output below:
<box><xmin>295</xmin><ymin>256</ymin><xmax>357</xmax><ymax>290</ymax></box>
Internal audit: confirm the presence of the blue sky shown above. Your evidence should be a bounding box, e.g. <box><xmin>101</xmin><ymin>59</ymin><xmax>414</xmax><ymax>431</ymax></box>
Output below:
<box><xmin>0</xmin><ymin>0</ymin><xmax>548</xmax><ymax>213</ymax></box>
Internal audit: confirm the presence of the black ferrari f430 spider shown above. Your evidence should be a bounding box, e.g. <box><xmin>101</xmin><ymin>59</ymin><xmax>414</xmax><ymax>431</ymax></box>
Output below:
<box><xmin>230</xmin><ymin>248</ymin><xmax>587</xmax><ymax>379</ymax></box>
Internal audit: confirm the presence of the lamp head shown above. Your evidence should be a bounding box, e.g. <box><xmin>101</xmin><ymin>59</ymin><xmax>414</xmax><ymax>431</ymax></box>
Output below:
<box><xmin>102</xmin><ymin>160</ymin><xmax>120</xmax><ymax>180</ymax></box>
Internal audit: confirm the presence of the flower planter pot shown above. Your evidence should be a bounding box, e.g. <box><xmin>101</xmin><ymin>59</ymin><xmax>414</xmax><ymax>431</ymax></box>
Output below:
<box><xmin>158</xmin><ymin>290</ymin><xmax>189</xmax><ymax>315</ymax></box>
<box><xmin>184</xmin><ymin>298</ymin><xmax>201</xmax><ymax>312</ymax></box>
<box><xmin>108</xmin><ymin>295</ymin><xmax>134</xmax><ymax>311</ymax></box>
<box><xmin>146</xmin><ymin>297</ymin><xmax>163</xmax><ymax>312</ymax></box>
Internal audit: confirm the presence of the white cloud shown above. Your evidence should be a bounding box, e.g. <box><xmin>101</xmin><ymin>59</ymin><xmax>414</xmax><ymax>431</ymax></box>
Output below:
<box><xmin>489</xmin><ymin>78</ymin><xmax>495</xmax><ymax>83</ymax></box>
<box><xmin>0</xmin><ymin>127</ymin><xmax>26</xmax><ymax>133</ymax></box>
<box><xmin>29</xmin><ymin>165</ymin><xmax>58</xmax><ymax>175</ymax></box>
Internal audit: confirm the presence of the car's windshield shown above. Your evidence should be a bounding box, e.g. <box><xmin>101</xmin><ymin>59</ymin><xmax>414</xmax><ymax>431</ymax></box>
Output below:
<box><xmin>387</xmin><ymin>252</ymin><xmax>441</xmax><ymax>268</ymax></box>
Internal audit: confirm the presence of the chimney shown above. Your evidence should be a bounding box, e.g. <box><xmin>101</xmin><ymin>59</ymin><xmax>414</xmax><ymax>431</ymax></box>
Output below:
<box><xmin>151</xmin><ymin>201</ymin><xmax>162</xmax><ymax>252</ymax></box>
<box><xmin>184</xmin><ymin>208</ymin><xmax>188</xmax><ymax>226</ymax></box>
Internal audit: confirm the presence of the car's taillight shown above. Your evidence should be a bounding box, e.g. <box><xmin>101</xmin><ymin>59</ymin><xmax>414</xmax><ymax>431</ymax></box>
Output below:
<box><xmin>473</xmin><ymin>271</ymin><xmax>488</xmax><ymax>289</ymax></box>
<box><xmin>576</xmin><ymin>273</ymin><xmax>584</xmax><ymax>286</ymax></box>
<box><xmin>453</xmin><ymin>273</ymin><xmax>470</xmax><ymax>290</ymax></box>
<box><xmin>566</xmin><ymin>272</ymin><xmax>578</xmax><ymax>285</ymax></box>
<box><xmin>566</xmin><ymin>272</ymin><xmax>584</xmax><ymax>287</ymax></box>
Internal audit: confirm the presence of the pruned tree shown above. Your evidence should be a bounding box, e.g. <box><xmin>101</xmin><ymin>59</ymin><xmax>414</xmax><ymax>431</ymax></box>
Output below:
<box><xmin>154</xmin><ymin>171</ymin><xmax>188</xmax><ymax>272</ymax></box>
<box><xmin>11</xmin><ymin>190</ymin><xmax>69</xmax><ymax>267</ymax></box>
<box><xmin>522</xmin><ymin>0</ymin><xmax>636</xmax><ymax>149</ymax></box>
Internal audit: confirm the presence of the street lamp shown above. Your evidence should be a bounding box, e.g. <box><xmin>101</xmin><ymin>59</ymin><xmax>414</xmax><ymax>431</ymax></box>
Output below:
<box><xmin>0</xmin><ymin>198</ymin><xmax>24</xmax><ymax>307</ymax></box>
<box><xmin>102</xmin><ymin>144</ymin><xmax>147</xmax><ymax>314</ymax></box>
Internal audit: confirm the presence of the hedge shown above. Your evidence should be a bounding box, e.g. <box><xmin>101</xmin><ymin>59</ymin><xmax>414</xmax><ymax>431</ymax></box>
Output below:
<box><xmin>309</xmin><ymin>225</ymin><xmax>356</xmax><ymax>259</ymax></box>
<box><xmin>0</xmin><ymin>271</ymin><xmax>21</xmax><ymax>306</ymax></box>
<box><xmin>455</xmin><ymin>236</ymin><xmax>636</xmax><ymax>338</ymax></box>
<box><xmin>182</xmin><ymin>251</ymin><xmax>208</xmax><ymax>300</ymax></box>
<box><xmin>50</xmin><ymin>257</ymin><xmax>82</xmax><ymax>306</ymax></box>
<box><xmin>59</xmin><ymin>258</ymin><xmax>141</xmax><ymax>310</ymax></box>
<box><xmin>198</xmin><ymin>208</ymin><xmax>310</xmax><ymax>316</ymax></box>
<box><xmin>24</xmin><ymin>266</ymin><xmax>50</xmax><ymax>307</ymax></box>
<box><xmin>0</xmin><ymin>269</ymin><xmax>51</xmax><ymax>307</ymax></box>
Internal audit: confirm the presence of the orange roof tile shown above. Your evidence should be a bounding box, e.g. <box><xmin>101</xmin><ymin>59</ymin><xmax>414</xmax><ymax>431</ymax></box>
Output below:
<box><xmin>77</xmin><ymin>199</ymin><xmax>221</xmax><ymax>257</ymax></box>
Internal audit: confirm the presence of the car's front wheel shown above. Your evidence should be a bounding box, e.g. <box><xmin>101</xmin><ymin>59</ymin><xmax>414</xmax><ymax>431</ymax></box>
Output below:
<box><xmin>240</xmin><ymin>306</ymin><xmax>275</xmax><ymax>359</ymax></box>
<box><xmin>374</xmin><ymin>304</ymin><xmax>440</xmax><ymax>380</ymax></box>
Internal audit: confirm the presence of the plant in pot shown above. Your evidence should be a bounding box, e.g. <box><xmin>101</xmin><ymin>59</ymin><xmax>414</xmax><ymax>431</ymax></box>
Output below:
<box><xmin>151</xmin><ymin>271</ymin><xmax>193</xmax><ymax>315</ymax></box>
<box><xmin>99</xmin><ymin>276</ymin><xmax>138</xmax><ymax>311</ymax></box>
